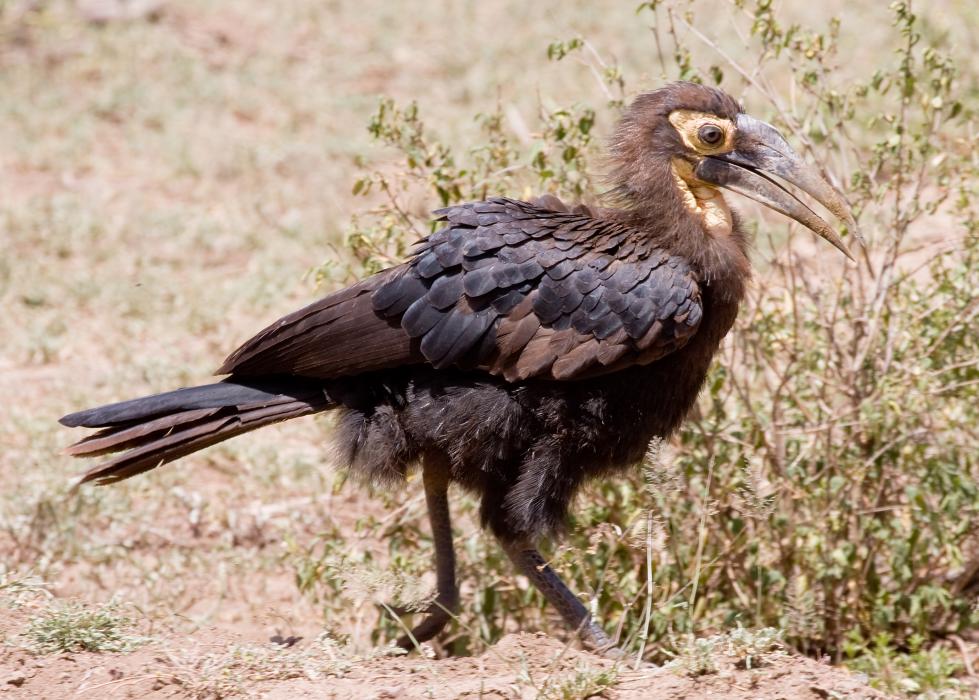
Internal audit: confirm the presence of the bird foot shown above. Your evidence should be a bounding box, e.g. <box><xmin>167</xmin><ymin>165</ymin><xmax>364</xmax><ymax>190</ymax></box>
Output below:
<box><xmin>394</xmin><ymin>610</ymin><xmax>451</xmax><ymax>650</ymax></box>
<box><xmin>380</xmin><ymin>594</ymin><xmax>459</xmax><ymax>650</ymax></box>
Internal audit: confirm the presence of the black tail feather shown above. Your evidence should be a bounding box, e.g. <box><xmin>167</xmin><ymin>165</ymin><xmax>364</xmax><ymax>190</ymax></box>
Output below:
<box><xmin>59</xmin><ymin>377</ymin><xmax>322</xmax><ymax>428</ymax></box>
<box><xmin>61</xmin><ymin>378</ymin><xmax>333</xmax><ymax>485</ymax></box>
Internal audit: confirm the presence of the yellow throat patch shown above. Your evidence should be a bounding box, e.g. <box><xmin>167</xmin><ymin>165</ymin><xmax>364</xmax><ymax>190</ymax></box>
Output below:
<box><xmin>671</xmin><ymin>157</ymin><xmax>733</xmax><ymax>237</ymax></box>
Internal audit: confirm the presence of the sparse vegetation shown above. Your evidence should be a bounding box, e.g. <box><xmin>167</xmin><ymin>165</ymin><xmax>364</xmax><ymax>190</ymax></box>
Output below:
<box><xmin>536</xmin><ymin>662</ymin><xmax>619</xmax><ymax>700</ymax></box>
<box><xmin>846</xmin><ymin>634</ymin><xmax>968</xmax><ymax>699</ymax></box>
<box><xmin>0</xmin><ymin>571</ymin><xmax>51</xmax><ymax>608</ymax></box>
<box><xmin>1</xmin><ymin>0</ymin><xmax>977</xmax><ymax>697</ymax></box>
<box><xmin>162</xmin><ymin>634</ymin><xmax>369</xmax><ymax>698</ymax></box>
<box><xmin>25</xmin><ymin>600</ymin><xmax>143</xmax><ymax>654</ymax></box>
<box><xmin>670</xmin><ymin>626</ymin><xmax>784</xmax><ymax>676</ymax></box>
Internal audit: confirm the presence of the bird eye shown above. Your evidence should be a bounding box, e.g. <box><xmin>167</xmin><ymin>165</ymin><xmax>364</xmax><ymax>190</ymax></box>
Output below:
<box><xmin>698</xmin><ymin>124</ymin><xmax>723</xmax><ymax>146</ymax></box>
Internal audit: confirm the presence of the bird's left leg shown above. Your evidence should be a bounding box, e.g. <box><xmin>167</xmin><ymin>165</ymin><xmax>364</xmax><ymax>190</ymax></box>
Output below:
<box><xmin>393</xmin><ymin>455</ymin><xmax>459</xmax><ymax>650</ymax></box>
<box><xmin>501</xmin><ymin>538</ymin><xmax>622</xmax><ymax>658</ymax></box>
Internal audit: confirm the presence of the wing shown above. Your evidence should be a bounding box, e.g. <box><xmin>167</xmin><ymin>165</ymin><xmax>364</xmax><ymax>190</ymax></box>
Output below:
<box><xmin>220</xmin><ymin>197</ymin><xmax>703</xmax><ymax>382</ymax></box>
<box><xmin>372</xmin><ymin>198</ymin><xmax>703</xmax><ymax>381</ymax></box>
<box><xmin>217</xmin><ymin>273</ymin><xmax>422</xmax><ymax>377</ymax></box>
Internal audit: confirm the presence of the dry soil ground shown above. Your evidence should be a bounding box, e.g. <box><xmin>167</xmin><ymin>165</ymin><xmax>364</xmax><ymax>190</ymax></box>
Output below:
<box><xmin>1</xmin><ymin>608</ymin><xmax>890</xmax><ymax>699</ymax></box>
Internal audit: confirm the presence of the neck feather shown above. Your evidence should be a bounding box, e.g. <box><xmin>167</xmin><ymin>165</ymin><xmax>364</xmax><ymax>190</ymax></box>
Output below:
<box><xmin>606</xmin><ymin>158</ymin><xmax>752</xmax><ymax>303</ymax></box>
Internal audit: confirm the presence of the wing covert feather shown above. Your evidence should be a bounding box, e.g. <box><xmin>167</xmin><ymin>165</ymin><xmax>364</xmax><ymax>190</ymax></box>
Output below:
<box><xmin>373</xmin><ymin>197</ymin><xmax>704</xmax><ymax>380</ymax></box>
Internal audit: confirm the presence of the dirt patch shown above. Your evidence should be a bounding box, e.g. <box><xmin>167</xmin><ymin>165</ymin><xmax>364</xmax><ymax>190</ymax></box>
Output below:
<box><xmin>263</xmin><ymin>633</ymin><xmax>892</xmax><ymax>700</ymax></box>
<box><xmin>0</xmin><ymin>604</ymin><xmax>891</xmax><ymax>700</ymax></box>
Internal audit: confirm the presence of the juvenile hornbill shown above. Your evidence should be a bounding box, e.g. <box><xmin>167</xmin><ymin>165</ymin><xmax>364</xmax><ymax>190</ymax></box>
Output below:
<box><xmin>60</xmin><ymin>82</ymin><xmax>857</xmax><ymax>655</ymax></box>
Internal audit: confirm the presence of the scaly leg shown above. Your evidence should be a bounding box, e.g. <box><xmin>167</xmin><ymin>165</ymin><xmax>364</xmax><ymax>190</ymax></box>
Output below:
<box><xmin>502</xmin><ymin>538</ymin><xmax>621</xmax><ymax>657</ymax></box>
<box><xmin>394</xmin><ymin>458</ymin><xmax>458</xmax><ymax>650</ymax></box>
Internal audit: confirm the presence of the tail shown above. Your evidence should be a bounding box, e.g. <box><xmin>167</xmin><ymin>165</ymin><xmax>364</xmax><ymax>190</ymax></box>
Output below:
<box><xmin>60</xmin><ymin>377</ymin><xmax>334</xmax><ymax>486</ymax></box>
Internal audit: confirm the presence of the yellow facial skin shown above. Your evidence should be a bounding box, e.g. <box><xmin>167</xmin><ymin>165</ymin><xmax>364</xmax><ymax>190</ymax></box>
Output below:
<box><xmin>667</xmin><ymin>110</ymin><xmax>736</xmax><ymax>154</ymax></box>
<box><xmin>667</xmin><ymin>110</ymin><xmax>737</xmax><ymax>236</ymax></box>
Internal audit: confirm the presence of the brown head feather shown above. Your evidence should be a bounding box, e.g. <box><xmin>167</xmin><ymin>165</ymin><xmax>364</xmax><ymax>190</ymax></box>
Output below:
<box><xmin>604</xmin><ymin>82</ymin><xmax>749</xmax><ymax>301</ymax></box>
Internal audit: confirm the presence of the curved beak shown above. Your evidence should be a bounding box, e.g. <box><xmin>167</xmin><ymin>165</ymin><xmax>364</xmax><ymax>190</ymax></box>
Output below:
<box><xmin>694</xmin><ymin>114</ymin><xmax>860</xmax><ymax>260</ymax></box>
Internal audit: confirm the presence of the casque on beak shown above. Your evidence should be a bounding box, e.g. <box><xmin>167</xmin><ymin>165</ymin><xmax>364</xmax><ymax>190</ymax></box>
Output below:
<box><xmin>694</xmin><ymin>114</ymin><xmax>860</xmax><ymax>260</ymax></box>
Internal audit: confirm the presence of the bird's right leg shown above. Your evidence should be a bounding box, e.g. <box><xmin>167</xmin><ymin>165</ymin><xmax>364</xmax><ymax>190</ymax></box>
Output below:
<box><xmin>392</xmin><ymin>456</ymin><xmax>459</xmax><ymax>650</ymax></box>
<box><xmin>501</xmin><ymin>538</ymin><xmax>622</xmax><ymax>658</ymax></box>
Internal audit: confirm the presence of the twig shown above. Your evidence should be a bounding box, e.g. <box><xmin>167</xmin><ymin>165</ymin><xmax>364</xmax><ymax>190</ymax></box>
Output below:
<box><xmin>634</xmin><ymin>510</ymin><xmax>655</xmax><ymax>668</ymax></box>
<box><xmin>949</xmin><ymin>634</ymin><xmax>976</xmax><ymax>677</ymax></box>
<box><xmin>688</xmin><ymin>457</ymin><xmax>715</xmax><ymax>616</ymax></box>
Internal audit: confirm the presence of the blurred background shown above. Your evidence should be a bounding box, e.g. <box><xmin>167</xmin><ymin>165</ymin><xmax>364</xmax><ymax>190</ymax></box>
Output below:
<box><xmin>1</xmin><ymin>1</ymin><xmax>978</xmax><ymax>697</ymax></box>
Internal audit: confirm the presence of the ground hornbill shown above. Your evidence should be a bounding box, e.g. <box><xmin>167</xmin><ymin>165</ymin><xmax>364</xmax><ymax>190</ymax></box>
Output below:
<box><xmin>61</xmin><ymin>82</ymin><xmax>858</xmax><ymax>655</ymax></box>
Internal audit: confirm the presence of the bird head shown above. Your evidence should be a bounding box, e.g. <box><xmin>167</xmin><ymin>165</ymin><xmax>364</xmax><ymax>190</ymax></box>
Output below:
<box><xmin>609</xmin><ymin>82</ymin><xmax>859</xmax><ymax>260</ymax></box>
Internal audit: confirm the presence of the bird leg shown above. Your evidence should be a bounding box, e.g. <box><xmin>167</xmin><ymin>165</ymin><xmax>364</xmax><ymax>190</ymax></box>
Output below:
<box><xmin>393</xmin><ymin>458</ymin><xmax>459</xmax><ymax>650</ymax></box>
<box><xmin>502</xmin><ymin>538</ymin><xmax>621</xmax><ymax>657</ymax></box>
